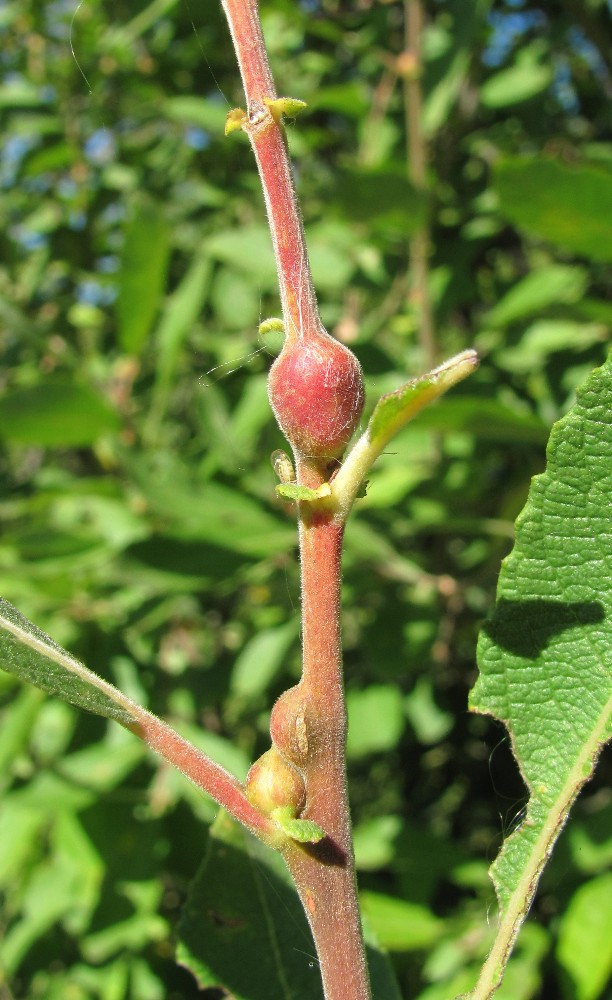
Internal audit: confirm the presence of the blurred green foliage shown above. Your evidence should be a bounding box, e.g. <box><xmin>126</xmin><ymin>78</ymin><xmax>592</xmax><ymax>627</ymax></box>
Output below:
<box><xmin>0</xmin><ymin>0</ymin><xmax>610</xmax><ymax>997</ymax></box>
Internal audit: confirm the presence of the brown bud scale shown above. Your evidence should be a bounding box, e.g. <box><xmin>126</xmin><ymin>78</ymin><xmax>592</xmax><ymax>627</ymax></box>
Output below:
<box><xmin>270</xmin><ymin>684</ymin><xmax>321</xmax><ymax>766</ymax></box>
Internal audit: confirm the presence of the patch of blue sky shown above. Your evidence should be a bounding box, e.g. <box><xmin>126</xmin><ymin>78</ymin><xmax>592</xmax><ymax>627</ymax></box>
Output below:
<box><xmin>98</xmin><ymin>201</ymin><xmax>126</xmax><ymax>227</ymax></box>
<box><xmin>68</xmin><ymin>211</ymin><xmax>87</xmax><ymax>231</ymax></box>
<box><xmin>185</xmin><ymin>126</ymin><xmax>210</xmax><ymax>151</ymax></box>
<box><xmin>22</xmin><ymin>175</ymin><xmax>53</xmax><ymax>194</ymax></box>
<box><xmin>483</xmin><ymin>9</ymin><xmax>548</xmax><ymax>68</ymax></box>
<box><xmin>10</xmin><ymin>225</ymin><xmax>48</xmax><ymax>251</ymax></box>
<box><xmin>552</xmin><ymin>57</ymin><xmax>579</xmax><ymax>113</ymax></box>
<box><xmin>44</xmin><ymin>0</ymin><xmax>80</xmax><ymax>41</ymax></box>
<box><xmin>567</xmin><ymin>26</ymin><xmax>609</xmax><ymax>81</ymax></box>
<box><xmin>77</xmin><ymin>279</ymin><xmax>116</xmax><ymax>306</ymax></box>
<box><xmin>96</xmin><ymin>255</ymin><xmax>120</xmax><ymax>274</ymax></box>
<box><xmin>84</xmin><ymin>127</ymin><xmax>116</xmax><ymax>165</ymax></box>
<box><xmin>57</xmin><ymin>176</ymin><xmax>78</xmax><ymax>199</ymax></box>
<box><xmin>0</xmin><ymin>134</ymin><xmax>39</xmax><ymax>186</ymax></box>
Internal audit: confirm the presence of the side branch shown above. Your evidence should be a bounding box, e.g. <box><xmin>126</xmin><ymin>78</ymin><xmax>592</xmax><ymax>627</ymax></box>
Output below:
<box><xmin>127</xmin><ymin>711</ymin><xmax>276</xmax><ymax>840</ymax></box>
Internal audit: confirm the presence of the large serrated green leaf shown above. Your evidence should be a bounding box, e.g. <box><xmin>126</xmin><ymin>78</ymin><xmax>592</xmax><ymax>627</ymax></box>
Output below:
<box><xmin>468</xmin><ymin>351</ymin><xmax>612</xmax><ymax>998</ymax></box>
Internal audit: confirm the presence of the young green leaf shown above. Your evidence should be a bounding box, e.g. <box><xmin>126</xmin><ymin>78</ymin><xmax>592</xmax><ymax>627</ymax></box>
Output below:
<box><xmin>367</xmin><ymin>350</ymin><xmax>478</xmax><ymax>450</ymax></box>
<box><xmin>259</xmin><ymin>317</ymin><xmax>285</xmax><ymax>335</ymax></box>
<box><xmin>331</xmin><ymin>350</ymin><xmax>478</xmax><ymax>517</ymax></box>
<box><xmin>271</xmin><ymin>806</ymin><xmax>325</xmax><ymax>844</ymax></box>
<box><xmin>225</xmin><ymin>106</ymin><xmax>247</xmax><ymax>134</ymax></box>
<box><xmin>263</xmin><ymin>97</ymin><xmax>308</xmax><ymax>122</ymax></box>
<box><xmin>276</xmin><ymin>482</ymin><xmax>331</xmax><ymax>502</ymax></box>
<box><xmin>467</xmin><ymin>351</ymin><xmax>612</xmax><ymax>1000</ymax></box>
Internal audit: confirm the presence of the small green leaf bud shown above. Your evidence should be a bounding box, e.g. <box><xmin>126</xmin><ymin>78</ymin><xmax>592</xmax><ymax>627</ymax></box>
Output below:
<box><xmin>259</xmin><ymin>317</ymin><xmax>285</xmax><ymax>336</ymax></box>
<box><xmin>271</xmin><ymin>807</ymin><xmax>325</xmax><ymax>844</ymax></box>
<box><xmin>263</xmin><ymin>97</ymin><xmax>308</xmax><ymax>123</ymax></box>
<box><xmin>225</xmin><ymin>108</ymin><xmax>247</xmax><ymax>135</ymax></box>
<box><xmin>276</xmin><ymin>482</ymin><xmax>331</xmax><ymax>502</ymax></box>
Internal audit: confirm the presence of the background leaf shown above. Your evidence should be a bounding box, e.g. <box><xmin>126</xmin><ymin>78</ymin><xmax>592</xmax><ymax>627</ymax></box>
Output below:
<box><xmin>177</xmin><ymin>812</ymin><xmax>325</xmax><ymax>1000</ymax></box>
<box><xmin>116</xmin><ymin>196</ymin><xmax>171</xmax><ymax>355</ymax></box>
<box><xmin>0</xmin><ymin>383</ymin><xmax>120</xmax><ymax>446</ymax></box>
<box><xmin>177</xmin><ymin>813</ymin><xmax>402</xmax><ymax>1000</ymax></box>
<box><xmin>494</xmin><ymin>157</ymin><xmax>612</xmax><ymax>262</ymax></box>
<box><xmin>556</xmin><ymin>873</ymin><xmax>612</xmax><ymax>1000</ymax></box>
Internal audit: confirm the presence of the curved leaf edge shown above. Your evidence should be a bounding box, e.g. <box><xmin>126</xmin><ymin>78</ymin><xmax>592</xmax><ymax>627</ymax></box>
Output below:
<box><xmin>465</xmin><ymin>350</ymin><xmax>612</xmax><ymax>999</ymax></box>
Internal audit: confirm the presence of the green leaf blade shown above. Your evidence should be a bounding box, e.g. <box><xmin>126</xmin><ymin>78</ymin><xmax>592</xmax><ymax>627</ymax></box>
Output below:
<box><xmin>177</xmin><ymin>813</ymin><xmax>325</xmax><ymax>1000</ymax></box>
<box><xmin>116</xmin><ymin>196</ymin><xmax>171</xmax><ymax>354</ymax></box>
<box><xmin>367</xmin><ymin>350</ymin><xmax>479</xmax><ymax>452</ymax></box>
<box><xmin>469</xmin><ymin>352</ymin><xmax>612</xmax><ymax>996</ymax></box>
<box><xmin>0</xmin><ymin>599</ymin><xmax>135</xmax><ymax>726</ymax></box>
<box><xmin>494</xmin><ymin>156</ymin><xmax>612</xmax><ymax>263</ymax></box>
<box><xmin>177</xmin><ymin>814</ymin><xmax>401</xmax><ymax>1000</ymax></box>
<box><xmin>0</xmin><ymin>382</ymin><xmax>120</xmax><ymax>446</ymax></box>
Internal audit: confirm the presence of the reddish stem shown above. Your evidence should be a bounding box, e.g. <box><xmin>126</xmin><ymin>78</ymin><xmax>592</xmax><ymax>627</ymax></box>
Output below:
<box><xmin>281</xmin><ymin>468</ymin><xmax>371</xmax><ymax>999</ymax></box>
<box><xmin>221</xmin><ymin>0</ymin><xmax>319</xmax><ymax>339</ymax></box>
<box><xmin>220</xmin><ymin>4</ymin><xmax>371</xmax><ymax>995</ymax></box>
<box><xmin>127</xmin><ymin>711</ymin><xmax>275</xmax><ymax>841</ymax></box>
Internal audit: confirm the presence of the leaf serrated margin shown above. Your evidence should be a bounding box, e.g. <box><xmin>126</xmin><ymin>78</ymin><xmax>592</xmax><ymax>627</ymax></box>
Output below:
<box><xmin>467</xmin><ymin>351</ymin><xmax>612</xmax><ymax>999</ymax></box>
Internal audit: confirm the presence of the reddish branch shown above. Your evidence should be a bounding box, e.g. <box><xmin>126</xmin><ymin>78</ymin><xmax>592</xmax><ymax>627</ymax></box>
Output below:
<box><xmin>221</xmin><ymin>0</ymin><xmax>319</xmax><ymax>340</ymax></box>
